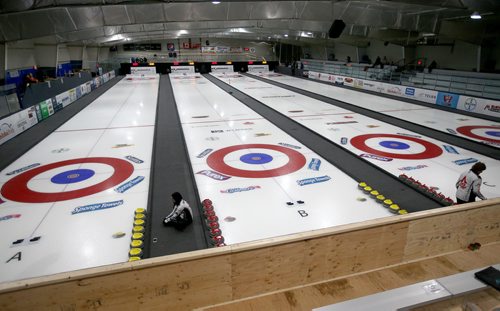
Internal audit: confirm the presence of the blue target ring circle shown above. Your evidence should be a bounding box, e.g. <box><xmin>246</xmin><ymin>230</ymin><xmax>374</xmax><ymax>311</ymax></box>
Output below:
<box><xmin>485</xmin><ymin>131</ymin><xmax>500</xmax><ymax>138</ymax></box>
<box><xmin>51</xmin><ymin>169</ymin><xmax>95</xmax><ymax>184</ymax></box>
<box><xmin>240</xmin><ymin>153</ymin><xmax>273</xmax><ymax>164</ymax></box>
<box><xmin>379</xmin><ymin>140</ymin><xmax>410</xmax><ymax>150</ymax></box>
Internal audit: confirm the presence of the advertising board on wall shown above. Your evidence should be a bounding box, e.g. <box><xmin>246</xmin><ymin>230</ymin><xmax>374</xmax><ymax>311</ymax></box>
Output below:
<box><xmin>211</xmin><ymin>65</ymin><xmax>234</xmax><ymax>73</ymax></box>
<box><xmin>248</xmin><ymin>65</ymin><xmax>269</xmax><ymax>73</ymax></box>
<box><xmin>0</xmin><ymin>70</ymin><xmax>116</xmax><ymax>147</ymax></box>
<box><xmin>130</xmin><ymin>66</ymin><xmax>157</xmax><ymax>75</ymax></box>
<box><xmin>170</xmin><ymin>66</ymin><xmax>195</xmax><ymax>74</ymax></box>
<box><xmin>457</xmin><ymin>96</ymin><xmax>500</xmax><ymax>117</ymax></box>
<box><xmin>436</xmin><ymin>91</ymin><xmax>459</xmax><ymax>108</ymax></box>
<box><xmin>0</xmin><ymin>106</ymin><xmax>38</xmax><ymax>145</ymax></box>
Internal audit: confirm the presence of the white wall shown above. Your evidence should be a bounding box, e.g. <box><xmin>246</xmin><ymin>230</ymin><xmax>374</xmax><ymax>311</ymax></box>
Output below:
<box><xmin>415</xmin><ymin>40</ymin><xmax>479</xmax><ymax>71</ymax></box>
<box><xmin>34</xmin><ymin>45</ymin><xmax>56</xmax><ymax>67</ymax></box>
<box><xmin>68</xmin><ymin>46</ymin><xmax>83</xmax><ymax>60</ymax></box>
<box><xmin>6</xmin><ymin>41</ymin><xmax>36</xmax><ymax>70</ymax></box>
<box><xmin>98</xmin><ymin>47</ymin><xmax>110</xmax><ymax>63</ymax></box>
<box><xmin>83</xmin><ymin>46</ymin><xmax>98</xmax><ymax>71</ymax></box>
<box><xmin>366</xmin><ymin>40</ymin><xmax>404</xmax><ymax>64</ymax></box>
<box><xmin>333</xmin><ymin>43</ymin><xmax>357</xmax><ymax>63</ymax></box>
<box><xmin>114</xmin><ymin>38</ymin><xmax>275</xmax><ymax>62</ymax></box>
<box><xmin>57</xmin><ymin>45</ymin><xmax>71</xmax><ymax>63</ymax></box>
<box><xmin>304</xmin><ymin>43</ymin><xmax>357</xmax><ymax>62</ymax></box>
<box><xmin>303</xmin><ymin>45</ymin><xmax>328</xmax><ymax>60</ymax></box>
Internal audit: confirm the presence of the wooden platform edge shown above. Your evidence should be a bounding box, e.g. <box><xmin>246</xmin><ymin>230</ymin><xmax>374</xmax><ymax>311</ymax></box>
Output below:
<box><xmin>0</xmin><ymin>198</ymin><xmax>499</xmax><ymax>310</ymax></box>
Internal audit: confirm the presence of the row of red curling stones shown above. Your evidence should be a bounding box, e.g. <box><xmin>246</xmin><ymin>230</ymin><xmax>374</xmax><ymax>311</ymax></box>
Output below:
<box><xmin>202</xmin><ymin>199</ymin><xmax>226</xmax><ymax>247</ymax></box>
<box><xmin>358</xmin><ymin>182</ymin><xmax>408</xmax><ymax>215</ymax></box>
<box><xmin>128</xmin><ymin>208</ymin><xmax>146</xmax><ymax>261</ymax></box>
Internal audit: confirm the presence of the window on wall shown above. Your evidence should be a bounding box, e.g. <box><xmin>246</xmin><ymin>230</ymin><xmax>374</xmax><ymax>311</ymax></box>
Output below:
<box><xmin>123</xmin><ymin>44</ymin><xmax>161</xmax><ymax>51</ymax></box>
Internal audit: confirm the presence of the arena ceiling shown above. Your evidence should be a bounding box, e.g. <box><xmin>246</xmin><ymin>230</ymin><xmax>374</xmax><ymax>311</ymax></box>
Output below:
<box><xmin>0</xmin><ymin>0</ymin><xmax>499</xmax><ymax>47</ymax></box>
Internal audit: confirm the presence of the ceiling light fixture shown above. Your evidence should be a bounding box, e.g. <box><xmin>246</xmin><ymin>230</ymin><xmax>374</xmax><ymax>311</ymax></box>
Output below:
<box><xmin>284</xmin><ymin>34</ymin><xmax>288</xmax><ymax>37</ymax></box>
<box><xmin>212</xmin><ymin>1</ymin><xmax>221</xmax><ymax>4</ymax></box>
<box><xmin>470</xmin><ymin>12</ymin><xmax>481</xmax><ymax>19</ymax></box>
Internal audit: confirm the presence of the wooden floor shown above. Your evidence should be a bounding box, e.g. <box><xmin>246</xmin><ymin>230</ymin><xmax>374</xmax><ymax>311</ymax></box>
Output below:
<box><xmin>198</xmin><ymin>242</ymin><xmax>500</xmax><ymax>311</ymax></box>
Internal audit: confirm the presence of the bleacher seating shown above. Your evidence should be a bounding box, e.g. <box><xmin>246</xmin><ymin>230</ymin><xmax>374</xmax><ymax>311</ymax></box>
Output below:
<box><xmin>302</xmin><ymin>58</ymin><xmax>500</xmax><ymax>100</ymax></box>
<box><xmin>407</xmin><ymin>70</ymin><xmax>500</xmax><ymax>99</ymax></box>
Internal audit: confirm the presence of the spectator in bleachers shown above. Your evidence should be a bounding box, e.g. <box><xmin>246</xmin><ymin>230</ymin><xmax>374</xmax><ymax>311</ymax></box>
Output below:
<box><xmin>428</xmin><ymin>60</ymin><xmax>437</xmax><ymax>73</ymax></box>
<box><xmin>346</xmin><ymin>56</ymin><xmax>352</xmax><ymax>63</ymax></box>
<box><xmin>163</xmin><ymin>192</ymin><xmax>193</xmax><ymax>230</ymax></box>
<box><xmin>455</xmin><ymin>162</ymin><xmax>487</xmax><ymax>204</ymax></box>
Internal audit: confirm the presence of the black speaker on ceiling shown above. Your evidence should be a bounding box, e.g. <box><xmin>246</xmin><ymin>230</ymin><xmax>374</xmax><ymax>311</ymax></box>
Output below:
<box><xmin>328</xmin><ymin>19</ymin><xmax>346</xmax><ymax>38</ymax></box>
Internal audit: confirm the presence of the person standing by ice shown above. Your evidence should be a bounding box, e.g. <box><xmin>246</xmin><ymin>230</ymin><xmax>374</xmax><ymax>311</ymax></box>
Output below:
<box><xmin>163</xmin><ymin>192</ymin><xmax>193</xmax><ymax>230</ymax></box>
<box><xmin>455</xmin><ymin>162</ymin><xmax>487</xmax><ymax>204</ymax></box>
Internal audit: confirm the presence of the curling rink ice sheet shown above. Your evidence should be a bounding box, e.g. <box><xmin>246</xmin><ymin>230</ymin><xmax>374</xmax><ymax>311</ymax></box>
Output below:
<box><xmin>170</xmin><ymin>73</ymin><xmax>392</xmax><ymax>245</ymax></box>
<box><xmin>0</xmin><ymin>74</ymin><xmax>159</xmax><ymax>283</ymax></box>
<box><xmin>212</xmin><ymin>73</ymin><xmax>500</xmax><ymax>202</ymax></box>
<box><xmin>252</xmin><ymin>72</ymin><xmax>500</xmax><ymax>148</ymax></box>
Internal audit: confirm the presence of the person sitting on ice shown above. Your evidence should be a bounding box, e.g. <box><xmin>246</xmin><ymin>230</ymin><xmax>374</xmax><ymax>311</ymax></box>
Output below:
<box><xmin>163</xmin><ymin>192</ymin><xmax>193</xmax><ymax>230</ymax></box>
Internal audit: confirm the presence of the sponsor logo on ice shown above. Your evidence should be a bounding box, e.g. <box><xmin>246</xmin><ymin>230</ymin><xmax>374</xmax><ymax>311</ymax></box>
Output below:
<box><xmin>278</xmin><ymin>142</ymin><xmax>301</xmax><ymax>149</ymax></box>
<box><xmin>297</xmin><ymin>175</ymin><xmax>331</xmax><ymax>186</ymax></box>
<box><xmin>115</xmin><ymin>176</ymin><xmax>145</xmax><ymax>193</ymax></box>
<box><xmin>0</xmin><ymin>214</ymin><xmax>21</xmax><ymax>221</ymax></box>
<box><xmin>196</xmin><ymin>149</ymin><xmax>213</xmax><ymax>158</ymax></box>
<box><xmin>453</xmin><ymin>158</ymin><xmax>478</xmax><ymax>165</ymax></box>
<box><xmin>72</xmin><ymin>200</ymin><xmax>123</xmax><ymax>215</ymax></box>
<box><xmin>6</xmin><ymin>163</ymin><xmax>40</xmax><ymax>175</ymax></box>
<box><xmin>125</xmin><ymin>155</ymin><xmax>144</xmax><ymax>163</ymax></box>
<box><xmin>398</xmin><ymin>165</ymin><xmax>428</xmax><ymax>171</ymax></box>
<box><xmin>308</xmin><ymin>158</ymin><xmax>321</xmax><ymax>171</ymax></box>
<box><xmin>443</xmin><ymin>145</ymin><xmax>459</xmax><ymax>154</ymax></box>
<box><xmin>220</xmin><ymin>186</ymin><xmax>261</xmax><ymax>194</ymax></box>
<box><xmin>196</xmin><ymin>170</ymin><xmax>231</xmax><ymax>181</ymax></box>
<box><xmin>360</xmin><ymin>154</ymin><xmax>393</xmax><ymax>162</ymax></box>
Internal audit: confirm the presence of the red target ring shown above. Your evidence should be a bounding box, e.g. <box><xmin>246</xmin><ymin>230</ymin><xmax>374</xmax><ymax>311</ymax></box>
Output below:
<box><xmin>1</xmin><ymin>157</ymin><xmax>134</xmax><ymax>203</ymax></box>
<box><xmin>206</xmin><ymin>144</ymin><xmax>306</xmax><ymax>178</ymax></box>
<box><xmin>456</xmin><ymin>126</ymin><xmax>500</xmax><ymax>143</ymax></box>
<box><xmin>350</xmin><ymin>134</ymin><xmax>443</xmax><ymax>159</ymax></box>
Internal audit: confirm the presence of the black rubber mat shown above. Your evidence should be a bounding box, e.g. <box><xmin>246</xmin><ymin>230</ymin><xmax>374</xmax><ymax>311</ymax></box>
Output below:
<box><xmin>144</xmin><ymin>74</ymin><xmax>209</xmax><ymax>258</ymax></box>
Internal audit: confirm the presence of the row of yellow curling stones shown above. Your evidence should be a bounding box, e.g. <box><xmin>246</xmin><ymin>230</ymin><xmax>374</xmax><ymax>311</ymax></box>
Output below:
<box><xmin>202</xmin><ymin>199</ymin><xmax>226</xmax><ymax>247</ymax></box>
<box><xmin>128</xmin><ymin>208</ymin><xmax>146</xmax><ymax>261</ymax></box>
<box><xmin>357</xmin><ymin>182</ymin><xmax>408</xmax><ymax>215</ymax></box>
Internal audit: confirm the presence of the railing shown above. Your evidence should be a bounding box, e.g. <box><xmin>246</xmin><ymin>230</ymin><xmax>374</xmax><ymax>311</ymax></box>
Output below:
<box><xmin>302</xmin><ymin>59</ymin><xmax>500</xmax><ymax>100</ymax></box>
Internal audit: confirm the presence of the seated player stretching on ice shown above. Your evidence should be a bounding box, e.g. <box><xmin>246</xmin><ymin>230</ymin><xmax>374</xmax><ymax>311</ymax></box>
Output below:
<box><xmin>164</xmin><ymin>192</ymin><xmax>193</xmax><ymax>230</ymax></box>
<box><xmin>455</xmin><ymin>162</ymin><xmax>487</xmax><ymax>204</ymax></box>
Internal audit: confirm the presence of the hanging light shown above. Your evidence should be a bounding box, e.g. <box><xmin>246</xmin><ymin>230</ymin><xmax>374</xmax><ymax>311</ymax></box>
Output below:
<box><xmin>470</xmin><ymin>12</ymin><xmax>482</xmax><ymax>19</ymax></box>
